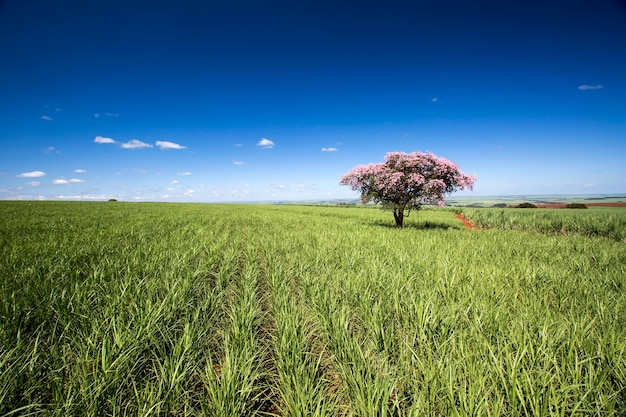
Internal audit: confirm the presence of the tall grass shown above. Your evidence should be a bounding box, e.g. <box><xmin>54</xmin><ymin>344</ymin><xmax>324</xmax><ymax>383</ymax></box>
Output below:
<box><xmin>1</xmin><ymin>203</ymin><xmax>222</xmax><ymax>415</ymax></box>
<box><xmin>460</xmin><ymin>207</ymin><xmax>626</xmax><ymax>241</ymax></box>
<box><xmin>202</xmin><ymin>239</ymin><xmax>266</xmax><ymax>415</ymax></box>
<box><xmin>1</xmin><ymin>201</ymin><xmax>624</xmax><ymax>416</ymax></box>
<box><xmin>263</xmin><ymin>246</ymin><xmax>334</xmax><ymax>416</ymax></box>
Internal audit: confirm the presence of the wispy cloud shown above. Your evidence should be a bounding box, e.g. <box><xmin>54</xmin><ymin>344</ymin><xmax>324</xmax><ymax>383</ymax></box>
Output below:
<box><xmin>234</xmin><ymin>143</ymin><xmax>243</xmax><ymax>147</ymax></box>
<box><xmin>322</xmin><ymin>147</ymin><xmax>338</xmax><ymax>152</ymax></box>
<box><xmin>170</xmin><ymin>180</ymin><xmax>179</xmax><ymax>184</ymax></box>
<box><xmin>156</xmin><ymin>140</ymin><xmax>187</xmax><ymax>150</ymax></box>
<box><xmin>94</xmin><ymin>112</ymin><xmax>119</xmax><ymax>118</ymax></box>
<box><xmin>44</xmin><ymin>146</ymin><xmax>60</xmax><ymax>154</ymax></box>
<box><xmin>56</xmin><ymin>193</ymin><xmax>115</xmax><ymax>201</ymax></box>
<box><xmin>41</xmin><ymin>115</ymin><xmax>53</xmax><ymax>121</ymax></box>
<box><xmin>95</xmin><ymin>136</ymin><xmax>184</xmax><ymax>150</ymax></box>
<box><xmin>116</xmin><ymin>168</ymin><xmax>148</xmax><ymax>175</ymax></box>
<box><xmin>432</xmin><ymin>97</ymin><xmax>439</xmax><ymax>103</ymax></box>
<box><xmin>52</xmin><ymin>178</ymin><xmax>86</xmax><ymax>185</ymax></box>
<box><xmin>578</xmin><ymin>84</ymin><xmax>604</xmax><ymax>91</ymax></box>
<box><xmin>177</xmin><ymin>171</ymin><xmax>192</xmax><ymax>176</ymax></box>
<box><xmin>17</xmin><ymin>170</ymin><xmax>46</xmax><ymax>178</ymax></box>
<box><xmin>74</xmin><ymin>169</ymin><xmax>87</xmax><ymax>173</ymax></box>
<box><xmin>94</xmin><ymin>136</ymin><xmax>117</xmax><ymax>144</ymax></box>
<box><xmin>257</xmin><ymin>138</ymin><xmax>275</xmax><ymax>149</ymax></box>
<box><xmin>26</xmin><ymin>182</ymin><xmax>41</xmax><ymax>187</ymax></box>
<box><xmin>233</xmin><ymin>161</ymin><xmax>245</xmax><ymax>165</ymax></box>
<box><xmin>121</xmin><ymin>139</ymin><xmax>153</xmax><ymax>149</ymax></box>
<box><xmin>0</xmin><ymin>187</ymin><xmax>24</xmax><ymax>193</ymax></box>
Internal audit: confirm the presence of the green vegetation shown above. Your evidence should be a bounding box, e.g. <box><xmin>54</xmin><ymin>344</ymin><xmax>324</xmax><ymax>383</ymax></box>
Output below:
<box><xmin>514</xmin><ymin>202</ymin><xmax>538</xmax><ymax>208</ymax></box>
<box><xmin>1</xmin><ymin>201</ymin><xmax>625</xmax><ymax>416</ymax></box>
<box><xmin>461</xmin><ymin>207</ymin><xmax>626</xmax><ymax>241</ymax></box>
<box><xmin>565</xmin><ymin>203</ymin><xmax>587</xmax><ymax>209</ymax></box>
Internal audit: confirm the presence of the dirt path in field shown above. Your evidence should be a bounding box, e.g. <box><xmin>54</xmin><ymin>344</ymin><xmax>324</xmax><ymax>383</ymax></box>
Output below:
<box><xmin>456</xmin><ymin>213</ymin><xmax>479</xmax><ymax>230</ymax></box>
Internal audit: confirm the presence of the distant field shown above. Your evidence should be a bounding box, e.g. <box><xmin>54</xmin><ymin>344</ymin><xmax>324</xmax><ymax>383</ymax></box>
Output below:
<box><xmin>446</xmin><ymin>194</ymin><xmax>626</xmax><ymax>208</ymax></box>
<box><xmin>1</xmin><ymin>201</ymin><xmax>625</xmax><ymax>416</ymax></box>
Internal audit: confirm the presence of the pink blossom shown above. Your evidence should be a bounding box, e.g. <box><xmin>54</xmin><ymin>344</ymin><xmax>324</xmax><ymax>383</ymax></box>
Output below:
<box><xmin>339</xmin><ymin>151</ymin><xmax>476</xmax><ymax>227</ymax></box>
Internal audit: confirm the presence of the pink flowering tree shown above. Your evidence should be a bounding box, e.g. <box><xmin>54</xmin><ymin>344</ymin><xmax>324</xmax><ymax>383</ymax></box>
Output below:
<box><xmin>340</xmin><ymin>151</ymin><xmax>476</xmax><ymax>227</ymax></box>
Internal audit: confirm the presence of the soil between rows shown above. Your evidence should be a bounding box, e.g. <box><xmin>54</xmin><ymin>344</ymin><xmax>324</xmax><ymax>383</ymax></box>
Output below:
<box><xmin>455</xmin><ymin>213</ymin><xmax>479</xmax><ymax>230</ymax></box>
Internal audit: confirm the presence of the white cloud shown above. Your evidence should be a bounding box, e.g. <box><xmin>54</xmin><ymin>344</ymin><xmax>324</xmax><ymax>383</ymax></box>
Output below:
<box><xmin>177</xmin><ymin>171</ymin><xmax>192</xmax><ymax>176</ymax></box>
<box><xmin>156</xmin><ymin>140</ymin><xmax>187</xmax><ymax>150</ymax></box>
<box><xmin>27</xmin><ymin>182</ymin><xmax>41</xmax><ymax>187</ymax></box>
<box><xmin>234</xmin><ymin>143</ymin><xmax>243</xmax><ymax>147</ymax></box>
<box><xmin>322</xmin><ymin>147</ymin><xmax>338</xmax><ymax>152</ymax></box>
<box><xmin>17</xmin><ymin>170</ymin><xmax>46</xmax><ymax>178</ymax></box>
<box><xmin>578</xmin><ymin>84</ymin><xmax>604</xmax><ymax>91</ymax></box>
<box><xmin>94</xmin><ymin>136</ymin><xmax>117</xmax><ymax>144</ymax></box>
<box><xmin>257</xmin><ymin>138</ymin><xmax>275</xmax><ymax>149</ymax></box>
<box><xmin>170</xmin><ymin>180</ymin><xmax>179</xmax><ymax>184</ymax></box>
<box><xmin>94</xmin><ymin>114</ymin><xmax>101</xmax><ymax>118</ymax></box>
<box><xmin>74</xmin><ymin>169</ymin><xmax>87</xmax><ymax>173</ymax></box>
<box><xmin>41</xmin><ymin>115</ymin><xmax>53</xmax><ymax>121</ymax></box>
<box><xmin>233</xmin><ymin>161</ymin><xmax>245</xmax><ymax>165</ymax></box>
<box><xmin>121</xmin><ymin>139</ymin><xmax>153</xmax><ymax>149</ymax></box>
<box><xmin>69</xmin><ymin>178</ymin><xmax>86</xmax><ymax>183</ymax></box>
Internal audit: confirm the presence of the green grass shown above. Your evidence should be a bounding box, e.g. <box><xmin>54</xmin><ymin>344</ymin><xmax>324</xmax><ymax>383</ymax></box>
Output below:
<box><xmin>1</xmin><ymin>201</ymin><xmax>625</xmax><ymax>416</ymax></box>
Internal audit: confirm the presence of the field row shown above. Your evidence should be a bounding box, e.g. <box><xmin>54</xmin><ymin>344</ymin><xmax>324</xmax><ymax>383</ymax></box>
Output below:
<box><xmin>1</xmin><ymin>202</ymin><xmax>625</xmax><ymax>416</ymax></box>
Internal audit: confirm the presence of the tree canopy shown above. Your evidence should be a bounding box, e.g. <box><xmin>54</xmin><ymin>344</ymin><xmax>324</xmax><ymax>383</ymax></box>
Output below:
<box><xmin>340</xmin><ymin>151</ymin><xmax>476</xmax><ymax>227</ymax></box>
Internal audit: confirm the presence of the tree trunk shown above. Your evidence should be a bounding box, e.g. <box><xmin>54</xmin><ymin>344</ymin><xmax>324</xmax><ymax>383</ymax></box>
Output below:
<box><xmin>393</xmin><ymin>207</ymin><xmax>404</xmax><ymax>228</ymax></box>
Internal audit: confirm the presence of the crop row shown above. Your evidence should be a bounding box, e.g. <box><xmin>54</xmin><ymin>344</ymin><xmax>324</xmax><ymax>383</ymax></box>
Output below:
<box><xmin>1</xmin><ymin>202</ymin><xmax>625</xmax><ymax>416</ymax></box>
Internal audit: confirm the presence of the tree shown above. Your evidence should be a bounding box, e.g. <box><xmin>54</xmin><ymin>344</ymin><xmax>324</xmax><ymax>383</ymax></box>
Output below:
<box><xmin>340</xmin><ymin>151</ymin><xmax>476</xmax><ymax>227</ymax></box>
<box><xmin>515</xmin><ymin>202</ymin><xmax>537</xmax><ymax>208</ymax></box>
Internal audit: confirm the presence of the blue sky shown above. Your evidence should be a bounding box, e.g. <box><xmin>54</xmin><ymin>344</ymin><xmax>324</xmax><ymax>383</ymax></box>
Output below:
<box><xmin>1</xmin><ymin>0</ymin><xmax>625</xmax><ymax>202</ymax></box>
